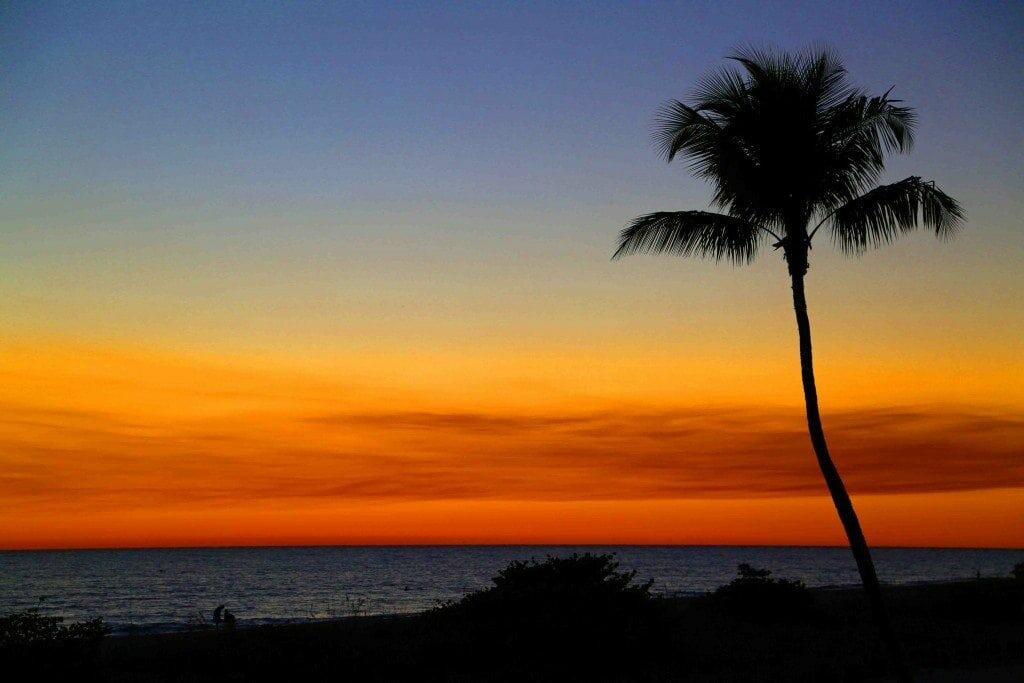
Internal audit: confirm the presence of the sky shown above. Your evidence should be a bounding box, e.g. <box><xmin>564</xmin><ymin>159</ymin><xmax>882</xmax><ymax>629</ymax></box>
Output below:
<box><xmin>1</xmin><ymin>1</ymin><xmax>1022</xmax><ymax>549</ymax></box>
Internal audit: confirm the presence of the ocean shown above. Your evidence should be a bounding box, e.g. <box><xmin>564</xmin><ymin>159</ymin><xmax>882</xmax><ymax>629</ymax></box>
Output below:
<box><xmin>1</xmin><ymin>545</ymin><xmax>1019</xmax><ymax>634</ymax></box>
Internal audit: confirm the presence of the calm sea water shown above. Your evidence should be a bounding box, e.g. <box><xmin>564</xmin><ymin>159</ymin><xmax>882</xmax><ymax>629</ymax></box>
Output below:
<box><xmin>1</xmin><ymin>546</ymin><xmax>1019</xmax><ymax>634</ymax></box>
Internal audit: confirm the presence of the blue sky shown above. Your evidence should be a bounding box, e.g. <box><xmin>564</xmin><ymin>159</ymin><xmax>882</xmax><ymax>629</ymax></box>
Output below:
<box><xmin>1</xmin><ymin>1</ymin><xmax>1021</xmax><ymax>357</ymax></box>
<box><xmin>5</xmin><ymin>1</ymin><xmax>1020</xmax><ymax>214</ymax></box>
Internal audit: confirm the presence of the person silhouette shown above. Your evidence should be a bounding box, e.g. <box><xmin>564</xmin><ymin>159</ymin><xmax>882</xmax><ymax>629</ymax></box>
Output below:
<box><xmin>213</xmin><ymin>604</ymin><xmax>236</xmax><ymax>629</ymax></box>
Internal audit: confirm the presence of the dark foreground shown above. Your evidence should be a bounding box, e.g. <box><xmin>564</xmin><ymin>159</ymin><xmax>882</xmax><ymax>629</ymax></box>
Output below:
<box><xmin>5</xmin><ymin>557</ymin><xmax>1024</xmax><ymax>682</ymax></box>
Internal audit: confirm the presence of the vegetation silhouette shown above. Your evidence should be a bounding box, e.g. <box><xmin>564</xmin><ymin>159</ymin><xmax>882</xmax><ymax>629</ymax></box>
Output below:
<box><xmin>711</xmin><ymin>563</ymin><xmax>813</xmax><ymax>621</ymax></box>
<box><xmin>8</xmin><ymin>560</ymin><xmax>1024</xmax><ymax>680</ymax></box>
<box><xmin>613</xmin><ymin>46</ymin><xmax>964</xmax><ymax>682</ymax></box>
<box><xmin>431</xmin><ymin>553</ymin><xmax>670</xmax><ymax>678</ymax></box>
<box><xmin>0</xmin><ymin>609</ymin><xmax>109</xmax><ymax>678</ymax></box>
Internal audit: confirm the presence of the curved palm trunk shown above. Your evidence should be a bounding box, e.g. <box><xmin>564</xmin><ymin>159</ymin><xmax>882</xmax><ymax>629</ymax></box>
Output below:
<box><xmin>789</xmin><ymin>270</ymin><xmax>912</xmax><ymax>682</ymax></box>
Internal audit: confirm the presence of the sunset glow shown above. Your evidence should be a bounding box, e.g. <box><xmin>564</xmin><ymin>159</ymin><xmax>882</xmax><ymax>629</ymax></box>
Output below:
<box><xmin>2</xmin><ymin>338</ymin><xmax>1020</xmax><ymax>549</ymax></box>
<box><xmin>2</xmin><ymin>2</ymin><xmax>1022</xmax><ymax>550</ymax></box>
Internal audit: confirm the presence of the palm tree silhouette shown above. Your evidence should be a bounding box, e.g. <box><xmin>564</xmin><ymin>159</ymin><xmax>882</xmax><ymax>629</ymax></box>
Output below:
<box><xmin>614</xmin><ymin>48</ymin><xmax>963</xmax><ymax>682</ymax></box>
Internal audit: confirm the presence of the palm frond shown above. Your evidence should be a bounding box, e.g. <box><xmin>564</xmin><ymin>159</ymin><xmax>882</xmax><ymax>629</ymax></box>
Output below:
<box><xmin>828</xmin><ymin>91</ymin><xmax>916</xmax><ymax>155</ymax></box>
<box><xmin>627</xmin><ymin>46</ymin><xmax>963</xmax><ymax>257</ymax></box>
<box><xmin>728</xmin><ymin>45</ymin><xmax>792</xmax><ymax>89</ymax></box>
<box><xmin>653</xmin><ymin>100</ymin><xmax>723</xmax><ymax>163</ymax></box>
<box><xmin>828</xmin><ymin>176</ymin><xmax>965</xmax><ymax>254</ymax></box>
<box><xmin>612</xmin><ymin>211</ymin><xmax>762</xmax><ymax>264</ymax></box>
<box><xmin>803</xmin><ymin>47</ymin><xmax>852</xmax><ymax>112</ymax></box>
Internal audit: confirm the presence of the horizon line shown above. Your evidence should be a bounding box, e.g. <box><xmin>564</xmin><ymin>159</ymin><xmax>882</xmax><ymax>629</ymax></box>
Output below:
<box><xmin>5</xmin><ymin>542</ymin><xmax>1022</xmax><ymax>553</ymax></box>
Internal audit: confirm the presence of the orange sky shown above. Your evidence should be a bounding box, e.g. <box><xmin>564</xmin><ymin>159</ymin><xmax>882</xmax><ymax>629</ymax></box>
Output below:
<box><xmin>3</xmin><ymin>3</ymin><xmax>1023</xmax><ymax>551</ymax></box>
<box><xmin>2</xmin><ymin>338</ymin><xmax>1021</xmax><ymax>549</ymax></box>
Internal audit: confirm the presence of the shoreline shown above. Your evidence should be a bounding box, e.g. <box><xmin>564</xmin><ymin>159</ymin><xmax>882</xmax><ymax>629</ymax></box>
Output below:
<box><xmin>7</xmin><ymin>576</ymin><xmax>1021</xmax><ymax>680</ymax></box>
<box><xmin>97</xmin><ymin>575</ymin><xmax>1003</xmax><ymax>637</ymax></box>
<box><xmin>100</xmin><ymin>575</ymin><xmax>1013</xmax><ymax>637</ymax></box>
<box><xmin>99</xmin><ymin>577</ymin><xmax>1024</xmax><ymax>681</ymax></box>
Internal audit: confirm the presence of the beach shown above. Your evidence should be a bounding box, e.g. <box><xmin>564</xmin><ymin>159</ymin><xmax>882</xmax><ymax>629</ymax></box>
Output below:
<box><xmin>51</xmin><ymin>577</ymin><xmax>1020</xmax><ymax>681</ymax></box>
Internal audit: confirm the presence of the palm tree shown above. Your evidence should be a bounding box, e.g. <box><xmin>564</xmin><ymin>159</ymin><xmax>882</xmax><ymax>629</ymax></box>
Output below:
<box><xmin>613</xmin><ymin>48</ymin><xmax>963</xmax><ymax>682</ymax></box>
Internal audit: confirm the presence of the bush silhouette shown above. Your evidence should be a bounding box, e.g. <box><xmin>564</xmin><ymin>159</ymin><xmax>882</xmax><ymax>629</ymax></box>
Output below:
<box><xmin>433</xmin><ymin>553</ymin><xmax>668</xmax><ymax>675</ymax></box>
<box><xmin>1012</xmin><ymin>562</ymin><xmax>1024</xmax><ymax>581</ymax></box>
<box><xmin>0</xmin><ymin>609</ymin><xmax>110</xmax><ymax>678</ymax></box>
<box><xmin>711</xmin><ymin>563</ymin><xmax>813</xmax><ymax>621</ymax></box>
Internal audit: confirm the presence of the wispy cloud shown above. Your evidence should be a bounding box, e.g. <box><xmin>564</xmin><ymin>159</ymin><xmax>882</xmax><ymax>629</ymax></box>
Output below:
<box><xmin>2</xmin><ymin>403</ymin><xmax>1021</xmax><ymax>513</ymax></box>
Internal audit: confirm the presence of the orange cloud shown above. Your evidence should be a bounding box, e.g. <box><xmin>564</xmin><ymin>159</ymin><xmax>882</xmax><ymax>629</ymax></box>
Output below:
<box><xmin>2</xmin><ymin>403</ymin><xmax>1021</xmax><ymax>510</ymax></box>
<box><xmin>1</xmin><ymin>342</ymin><xmax>1021</xmax><ymax>549</ymax></box>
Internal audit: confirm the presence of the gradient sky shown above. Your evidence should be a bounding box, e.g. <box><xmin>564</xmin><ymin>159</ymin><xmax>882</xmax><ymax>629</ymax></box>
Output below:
<box><xmin>1</xmin><ymin>1</ymin><xmax>1022</xmax><ymax>549</ymax></box>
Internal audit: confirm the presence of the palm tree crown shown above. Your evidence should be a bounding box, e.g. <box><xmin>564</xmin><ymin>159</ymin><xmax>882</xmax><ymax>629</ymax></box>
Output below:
<box><xmin>613</xmin><ymin>47</ymin><xmax>963</xmax><ymax>266</ymax></box>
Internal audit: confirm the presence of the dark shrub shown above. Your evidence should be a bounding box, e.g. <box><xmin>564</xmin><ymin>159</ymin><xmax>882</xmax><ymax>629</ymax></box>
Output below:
<box><xmin>432</xmin><ymin>553</ymin><xmax>669</xmax><ymax>675</ymax></box>
<box><xmin>711</xmin><ymin>563</ymin><xmax>814</xmax><ymax>621</ymax></box>
<box><xmin>909</xmin><ymin>578</ymin><xmax>1024</xmax><ymax>622</ymax></box>
<box><xmin>0</xmin><ymin>609</ymin><xmax>110</xmax><ymax>678</ymax></box>
<box><xmin>1012</xmin><ymin>562</ymin><xmax>1024</xmax><ymax>581</ymax></box>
